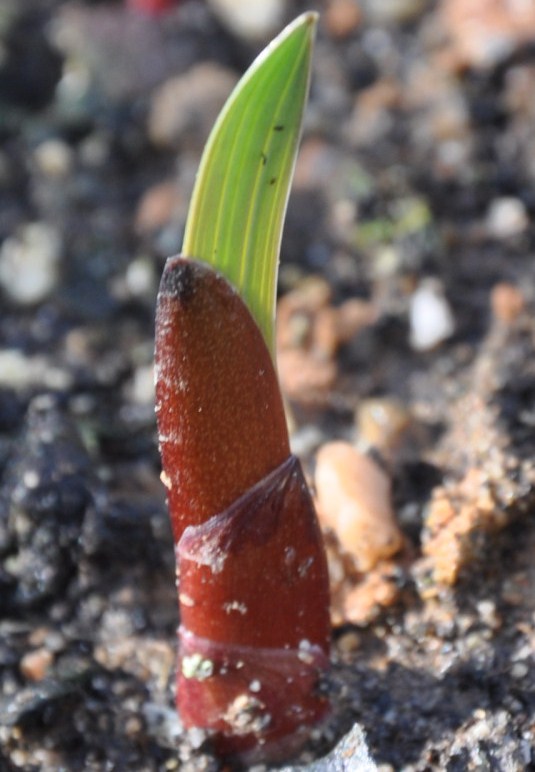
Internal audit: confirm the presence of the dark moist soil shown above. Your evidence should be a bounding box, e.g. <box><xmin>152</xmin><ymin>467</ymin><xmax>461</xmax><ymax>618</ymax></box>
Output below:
<box><xmin>1</xmin><ymin>1</ymin><xmax>535</xmax><ymax>770</ymax></box>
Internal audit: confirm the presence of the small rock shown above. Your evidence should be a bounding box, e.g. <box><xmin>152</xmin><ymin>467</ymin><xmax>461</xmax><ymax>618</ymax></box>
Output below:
<box><xmin>490</xmin><ymin>282</ymin><xmax>525</xmax><ymax>324</ymax></box>
<box><xmin>409</xmin><ymin>278</ymin><xmax>455</xmax><ymax>351</ymax></box>
<box><xmin>277</xmin><ymin>276</ymin><xmax>375</xmax><ymax>372</ymax></box>
<box><xmin>339</xmin><ymin>561</ymin><xmax>403</xmax><ymax>625</ymax></box>
<box><xmin>135</xmin><ymin>180</ymin><xmax>183</xmax><ymax>234</ymax></box>
<box><xmin>485</xmin><ymin>197</ymin><xmax>528</xmax><ymax>239</ymax></box>
<box><xmin>289</xmin><ymin>424</ymin><xmax>326</xmax><ymax>459</ymax></box>
<box><xmin>331</xmin><ymin>299</ymin><xmax>377</xmax><ymax>350</ymax></box>
<box><xmin>20</xmin><ymin>648</ymin><xmax>54</xmax><ymax>682</ymax></box>
<box><xmin>0</xmin><ymin>350</ymin><xmax>43</xmax><ymax>390</ymax></box>
<box><xmin>476</xmin><ymin>599</ymin><xmax>502</xmax><ymax>630</ymax></box>
<box><xmin>356</xmin><ymin>397</ymin><xmax>412</xmax><ymax>454</ymax></box>
<box><xmin>504</xmin><ymin>62</ymin><xmax>535</xmax><ymax>118</ymax></box>
<box><xmin>1</xmin><ymin>396</ymin><xmax>91</xmax><ymax>607</ymax></box>
<box><xmin>336</xmin><ymin>629</ymin><xmax>361</xmax><ymax>655</ymax></box>
<box><xmin>277</xmin><ymin>348</ymin><xmax>338</xmax><ymax>405</ymax></box>
<box><xmin>0</xmin><ymin>222</ymin><xmax>62</xmax><ymax>305</ymax></box>
<box><xmin>324</xmin><ymin>0</ymin><xmax>363</xmax><ymax>40</ymax></box>
<box><xmin>276</xmin><ymin>277</ymin><xmax>340</xmax><ymax>404</ymax></box>
<box><xmin>129</xmin><ymin>364</ymin><xmax>156</xmax><ymax>405</ymax></box>
<box><xmin>277</xmin><ymin>276</ymin><xmax>332</xmax><ymax>348</ymax></box>
<box><xmin>406</xmin><ymin>61</ymin><xmax>472</xmax><ymax>153</ymax></box>
<box><xmin>125</xmin><ymin>257</ymin><xmax>158</xmax><ymax>299</ymax></box>
<box><xmin>95</xmin><ymin>637</ymin><xmax>174</xmax><ymax>698</ymax></box>
<box><xmin>346</xmin><ymin>78</ymin><xmax>401</xmax><ymax>148</ymax></box>
<box><xmin>78</xmin><ymin>132</ymin><xmax>111</xmax><ymax>168</ymax></box>
<box><xmin>33</xmin><ymin>139</ymin><xmax>74</xmax><ymax>179</ymax></box>
<box><xmin>28</xmin><ymin>627</ymin><xmax>65</xmax><ymax>653</ymax></box>
<box><xmin>148</xmin><ymin>63</ymin><xmax>238</xmax><ymax>150</ymax></box>
<box><xmin>52</xmin><ymin>4</ymin><xmax>178</xmax><ymax>102</ymax></box>
<box><xmin>441</xmin><ymin>0</ymin><xmax>535</xmax><ymax>71</ymax></box>
<box><xmin>280</xmin><ymin>722</ymin><xmax>376</xmax><ymax>771</ymax></box>
<box><xmin>206</xmin><ymin>0</ymin><xmax>285</xmax><ymax>41</ymax></box>
<box><xmin>0</xmin><ymin>350</ymin><xmax>72</xmax><ymax>391</ymax></box>
<box><xmin>314</xmin><ymin>441</ymin><xmax>404</xmax><ymax>571</ymax></box>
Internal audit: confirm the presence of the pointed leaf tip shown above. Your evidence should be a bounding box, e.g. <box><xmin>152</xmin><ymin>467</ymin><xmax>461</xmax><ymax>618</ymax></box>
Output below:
<box><xmin>181</xmin><ymin>13</ymin><xmax>317</xmax><ymax>354</ymax></box>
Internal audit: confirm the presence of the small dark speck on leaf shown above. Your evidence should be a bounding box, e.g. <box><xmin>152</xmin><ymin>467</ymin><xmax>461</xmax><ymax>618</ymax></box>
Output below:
<box><xmin>273</xmin><ymin>125</ymin><xmax>284</xmax><ymax>132</ymax></box>
<box><xmin>269</xmin><ymin>177</ymin><xmax>277</xmax><ymax>185</ymax></box>
<box><xmin>261</xmin><ymin>152</ymin><xmax>267</xmax><ymax>166</ymax></box>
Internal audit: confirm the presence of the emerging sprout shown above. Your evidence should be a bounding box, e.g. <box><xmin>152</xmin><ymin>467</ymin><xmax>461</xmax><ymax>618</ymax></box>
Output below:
<box><xmin>154</xmin><ymin>14</ymin><xmax>331</xmax><ymax>765</ymax></box>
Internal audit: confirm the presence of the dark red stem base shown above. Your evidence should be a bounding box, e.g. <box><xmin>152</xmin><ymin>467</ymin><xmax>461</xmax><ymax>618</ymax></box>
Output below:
<box><xmin>176</xmin><ymin>456</ymin><xmax>331</xmax><ymax>763</ymax></box>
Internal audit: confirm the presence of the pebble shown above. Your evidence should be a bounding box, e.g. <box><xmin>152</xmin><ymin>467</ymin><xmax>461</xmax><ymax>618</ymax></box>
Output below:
<box><xmin>277</xmin><ymin>276</ymin><xmax>375</xmax><ymax>371</ymax></box>
<box><xmin>0</xmin><ymin>222</ymin><xmax>62</xmax><ymax>305</ymax></box>
<box><xmin>313</xmin><ymin>302</ymin><xmax>368</xmax><ymax>359</ymax></box>
<box><xmin>206</xmin><ymin>0</ymin><xmax>285</xmax><ymax>41</ymax></box>
<box><xmin>409</xmin><ymin>278</ymin><xmax>455</xmax><ymax>351</ymax></box>
<box><xmin>485</xmin><ymin>196</ymin><xmax>528</xmax><ymax>239</ymax></box>
<box><xmin>334</xmin><ymin>299</ymin><xmax>377</xmax><ymax>347</ymax></box>
<box><xmin>52</xmin><ymin>3</ymin><xmax>178</xmax><ymax>102</ymax></box>
<box><xmin>490</xmin><ymin>282</ymin><xmax>525</xmax><ymax>324</ymax></box>
<box><xmin>346</xmin><ymin>78</ymin><xmax>400</xmax><ymax>148</ymax></box>
<box><xmin>125</xmin><ymin>257</ymin><xmax>158</xmax><ymax>299</ymax></box>
<box><xmin>0</xmin><ymin>350</ymin><xmax>42</xmax><ymax>390</ymax></box>
<box><xmin>442</xmin><ymin>0</ymin><xmax>535</xmax><ymax>70</ymax></box>
<box><xmin>510</xmin><ymin>661</ymin><xmax>529</xmax><ymax>680</ymax></box>
<box><xmin>128</xmin><ymin>364</ymin><xmax>156</xmax><ymax>405</ymax></box>
<box><xmin>324</xmin><ymin>0</ymin><xmax>363</xmax><ymax>39</ymax></box>
<box><xmin>476</xmin><ymin>599</ymin><xmax>501</xmax><ymax>630</ymax></box>
<box><xmin>336</xmin><ymin>630</ymin><xmax>361</xmax><ymax>655</ymax></box>
<box><xmin>29</xmin><ymin>629</ymin><xmax>65</xmax><ymax>653</ymax></box>
<box><xmin>2</xmin><ymin>397</ymin><xmax>90</xmax><ymax>606</ymax></box>
<box><xmin>0</xmin><ymin>350</ymin><xmax>72</xmax><ymax>391</ymax></box>
<box><xmin>504</xmin><ymin>62</ymin><xmax>535</xmax><ymax>118</ymax></box>
<box><xmin>20</xmin><ymin>648</ymin><xmax>53</xmax><ymax>682</ymax></box>
<box><xmin>277</xmin><ymin>348</ymin><xmax>338</xmax><ymax>405</ymax></box>
<box><xmin>135</xmin><ymin>181</ymin><xmax>183</xmax><ymax>234</ymax></box>
<box><xmin>33</xmin><ymin>139</ymin><xmax>74</xmax><ymax>179</ymax></box>
<box><xmin>314</xmin><ymin>441</ymin><xmax>404</xmax><ymax>571</ymax></box>
<box><xmin>78</xmin><ymin>132</ymin><xmax>111</xmax><ymax>168</ymax></box>
<box><xmin>289</xmin><ymin>424</ymin><xmax>326</xmax><ymax>458</ymax></box>
<box><xmin>148</xmin><ymin>63</ymin><xmax>238</xmax><ymax>150</ymax></box>
<box><xmin>356</xmin><ymin>397</ymin><xmax>412</xmax><ymax>454</ymax></box>
<box><xmin>406</xmin><ymin>62</ymin><xmax>472</xmax><ymax>173</ymax></box>
<box><xmin>280</xmin><ymin>722</ymin><xmax>377</xmax><ymax>771</ymax></box>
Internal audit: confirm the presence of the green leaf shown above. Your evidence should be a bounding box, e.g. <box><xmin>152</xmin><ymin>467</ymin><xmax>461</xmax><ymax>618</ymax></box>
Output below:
<box><xmin>182</xmin><ymin>13</ymin><xmax>317</xmax><ymax>355</ymax></box>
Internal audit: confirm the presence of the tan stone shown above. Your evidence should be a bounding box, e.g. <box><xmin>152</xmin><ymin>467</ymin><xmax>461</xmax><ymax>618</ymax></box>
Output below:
<box><xmin>315</xmin><ymin>441</ymin><xmax>404</xmax><ymax>572</ymax></box>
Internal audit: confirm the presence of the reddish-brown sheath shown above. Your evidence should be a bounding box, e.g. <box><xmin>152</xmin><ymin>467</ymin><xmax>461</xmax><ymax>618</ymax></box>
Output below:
<box><xmin>155</xmin><ymin>256</ymin><xmax>331</xmax><ymax>763</ymax></box>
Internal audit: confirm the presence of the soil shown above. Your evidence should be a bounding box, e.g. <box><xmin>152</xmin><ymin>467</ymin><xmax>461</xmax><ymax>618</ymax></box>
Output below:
<box><xmin>1</xmin><ymin>1</ymin><xmax>535</xmax><ymax>770</ymax></box>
